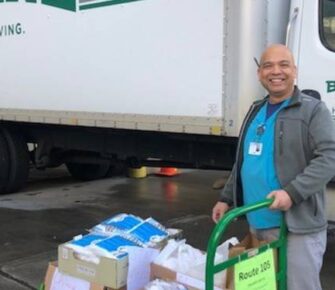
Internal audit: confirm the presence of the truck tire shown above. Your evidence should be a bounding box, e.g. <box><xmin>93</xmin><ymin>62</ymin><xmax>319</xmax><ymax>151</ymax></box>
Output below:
<box><xmin>66</xmin><ymin>162</ymin><xmax>110</xmax><ymax>181</ymax></box>
<box><xmin>105</xmin><ymin>161</ymin><xmax>127</xmax><ymax>177</ymax></box>
<box><xmin>0</xmin><ymin>131</ymin><xmax>10</xmax><ymax>194</ymax></box>
<box><xmin>2</xmin><ymin>129</ymin><xmax>30</xmax><ymax>193</ymax></box>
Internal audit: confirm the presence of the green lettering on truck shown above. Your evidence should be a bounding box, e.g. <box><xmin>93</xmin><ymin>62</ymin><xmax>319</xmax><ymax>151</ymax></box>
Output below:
<box><xmin>326</xmin><ymin>80</ymin><xmax>335</xmax><ymax>93</ymax></box>
<box><xmin>79</xmin><ymin>0</ymin><xmax>143</xmax><ymax>11</ymax></box>
<box><xmin>0</xmin><ymin>0</ymin><xmax>144</xmax><ymax>11</ymax></box>
<box><xmin>0</xmin><ymin>23</ymin><xmax>24</xmax><ymax>37</ymax></box>
<box><xmin>41</xmin><ymin>0</ymin><xmax>76</xmax><ymax>11</ymax></box>
<box><xmin>2</xmin><ymin>0</ymin><xmax>36</xmax><ymax>2</ymax></box>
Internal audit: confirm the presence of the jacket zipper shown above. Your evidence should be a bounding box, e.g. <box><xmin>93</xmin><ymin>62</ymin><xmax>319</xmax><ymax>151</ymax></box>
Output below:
<box><xmin>312</xmin><ymin>195</ymin><xmax>318</xmax><ymax>216</ymax></box>
<box><xmin>279</xmin><ymin>121</ymin><xmax>284</xmax><ymax>155</ymax></box>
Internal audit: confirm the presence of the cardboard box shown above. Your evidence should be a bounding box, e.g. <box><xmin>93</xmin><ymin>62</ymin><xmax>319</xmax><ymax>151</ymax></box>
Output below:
<box><xmin>226</xmin><ymin>233</ymin><xmax>278</xmax><ymax>290</ymax></box>
<box><xmin>44</xmin><ymin>262</ymin><xmax>126</xmax><ymax>290</ymax></box>
<box><xmin>150</xmin><ymin>263</ymin><xmax>227</xmax><ymax>290</ymax></box>
<box><xmin>58</xmin><ymin>244</ymin><xmax>128</xmax><ymax>289</ymax></box>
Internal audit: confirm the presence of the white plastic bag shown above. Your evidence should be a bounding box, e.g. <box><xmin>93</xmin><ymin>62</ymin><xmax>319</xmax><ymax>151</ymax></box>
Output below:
<box><xmin>154</xmin><ymin>239</ymin><xmax>205</xmax><ymax>273</ymax></box>
<box><xmin>176</xmin><ymin>243</ymin><xmax>205</xmax><ymax>273</ymax></box>
<box><xmin>187</xmin><ymin>237</ymin><xmax>239</xmax><ymax>288</ymax></box>
<box><xmin>154</xmin><ymin>239</ymin><xmax>186</xmax><ymax>266</ymax></box>
<box><xmin>144</xmin><ymin>279</ymin><xmax>187</xmax><ymax>290</ymax></box>
<box><xmin>214</xmin><ymin>237</ymin><xmax>239</xmax><ymax>287</ymax></box>
<box><xmin>154</xmin><ymin>237</ymin><xmax>239</xmax><ymax>288</ymax></box>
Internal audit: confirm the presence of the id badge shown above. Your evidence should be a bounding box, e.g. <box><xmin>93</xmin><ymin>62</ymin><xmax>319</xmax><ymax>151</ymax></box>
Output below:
<box><xmin>248</xmin><ymin>142</ymin><xmax>263</xmax><ymax>155</ymax></box>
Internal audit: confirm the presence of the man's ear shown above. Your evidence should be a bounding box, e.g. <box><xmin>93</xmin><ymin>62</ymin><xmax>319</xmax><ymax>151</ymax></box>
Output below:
<box><xmin>293</xmin><ymin>65</ymin><xmax>297</xmax><ymax>78</ymax></box>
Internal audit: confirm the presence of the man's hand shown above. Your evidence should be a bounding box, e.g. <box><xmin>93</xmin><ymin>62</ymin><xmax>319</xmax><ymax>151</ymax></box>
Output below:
<box><xmin>212</xmin><ymin>201</ymin><xmax>230</xmax><ymax>223</ymax></box>
<box><xmin>267</xmin><ymin>190</ymin><xmax>293</xmax><ymax>211</ymax></box>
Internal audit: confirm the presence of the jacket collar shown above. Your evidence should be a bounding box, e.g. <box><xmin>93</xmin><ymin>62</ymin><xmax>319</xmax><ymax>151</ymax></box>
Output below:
<box><xmin>254</xmin><ymin>85</ymin><xmax>301</xmax><ymax>108</ymax></box>
<box><xmin>288</xmin><ymin>86</ymin><xmax>302</xmax><ymax>107</ymax></box>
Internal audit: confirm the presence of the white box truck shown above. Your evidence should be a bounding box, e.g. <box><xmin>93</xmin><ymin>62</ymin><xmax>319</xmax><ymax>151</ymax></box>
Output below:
<box><xmin>0</xmin><ymin>0</ymin><xmax>334</xmax><ymax>194</ymax></box>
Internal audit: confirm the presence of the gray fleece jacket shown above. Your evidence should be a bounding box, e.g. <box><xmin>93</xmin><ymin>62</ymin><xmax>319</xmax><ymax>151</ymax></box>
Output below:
<box><xmin>220</xmin><ymin>87</ymin><xmax>335</xmax><ymax>233</ymax></box>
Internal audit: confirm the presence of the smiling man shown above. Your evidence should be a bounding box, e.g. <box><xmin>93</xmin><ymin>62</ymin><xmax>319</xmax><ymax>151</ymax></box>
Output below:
<box><xmin>258</xmin><ymin>45</ymin><xmax>297</xmax><ymax>102</ymax></box>
<box><xmin>212</xmin><ymin>44</ymin><xmax>335</xmax><ymax>290</ymax></box>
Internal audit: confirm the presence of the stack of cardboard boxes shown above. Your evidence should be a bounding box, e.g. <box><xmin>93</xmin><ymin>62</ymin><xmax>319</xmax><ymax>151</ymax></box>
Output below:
<box><xmin>43</xmin><ymin>213</ymin><xmax>170</xmax><ymax>290</ymax></box>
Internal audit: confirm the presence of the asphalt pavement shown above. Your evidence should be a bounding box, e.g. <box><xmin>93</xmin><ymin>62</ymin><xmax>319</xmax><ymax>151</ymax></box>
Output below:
<box><xmin>0</xmin><ymin>167</ymin><xmax>333</xmax><ymax>289</ymax></box>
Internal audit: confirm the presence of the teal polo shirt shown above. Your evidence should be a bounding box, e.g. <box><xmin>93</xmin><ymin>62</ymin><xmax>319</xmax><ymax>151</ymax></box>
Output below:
<box><xmin>241</xmin><ymin>99</ymin><xmax>289</xmax><ymax>229</ymax></box>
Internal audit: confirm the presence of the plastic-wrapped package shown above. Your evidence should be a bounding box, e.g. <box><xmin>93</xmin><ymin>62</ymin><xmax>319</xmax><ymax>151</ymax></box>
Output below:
<box><xmin>65</xmin><ymin>233</ymin><xmax>107</xmax><ymax>264</ymax></box>
<box><xmin>144</xmin><ymin>279</ymin><xmax>187</xmax><ymax>290</ymax></box>
<box><xmin>91</xmin><ymin>234</ymin><xmax>139</xmax><ymax>259</ymax></box>
<box><xmin>146</xmin><ymin>217</ymin><xmax>169</xmax><ymax>232</ymax></box>
<box><xmin>71</xmin><ymin>233</ymin><xmax>106</xmax><ymax>247</ymax></box>
<box><xmin>129</xmin><ymin>219</ymin><xmax>168</xmax><ymax>247</ymax></box>
<box><xmin>92</xmin><ymin>213</ymin><xmax>143</xmax><ymax>234</ymax></box>
<box><xmin>91</xmin><ymin>213</ymin><xmax>169</xmax><ymax>247</ymax></box>
<box><xmin>66</xmin><ymin>232</ymin><xmax>141</xmax><ymax>261</ymax></box>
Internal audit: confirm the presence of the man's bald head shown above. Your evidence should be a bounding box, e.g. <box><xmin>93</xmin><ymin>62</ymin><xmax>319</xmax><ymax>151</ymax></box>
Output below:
<box><xmin>257</xmin><ymin>44</ymin><xmax>297</xmax><ymax>103</ymax></box>
<box><xmin>259</xmin><ymin>44</ymin><xmax>296</xmax><ymax>67</ymax></box>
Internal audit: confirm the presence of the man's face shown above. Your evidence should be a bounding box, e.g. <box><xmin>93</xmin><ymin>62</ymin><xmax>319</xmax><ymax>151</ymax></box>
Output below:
<box><xmin>257</xmin><ymin>46</ymin><xmax>297</xmax><ymax>100</ymax></box>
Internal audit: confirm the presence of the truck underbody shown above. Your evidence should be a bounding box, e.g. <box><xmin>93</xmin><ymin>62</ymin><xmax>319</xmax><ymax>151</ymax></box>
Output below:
<box><xmin>0</xmin><ymin>121</ymin><xmax>237</xmax><ymax>193</ymax></box>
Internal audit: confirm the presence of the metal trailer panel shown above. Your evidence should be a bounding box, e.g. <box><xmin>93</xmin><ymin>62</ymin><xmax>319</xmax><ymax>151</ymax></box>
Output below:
<box><xmin>0</xmin><ymin>0</ymin><xmax>225</xmax><ymax>135</ymax></box>
<box><xmin>0</xmin><ymin>108</ymin><xmax>223</xmax><ymax>135</ymax></box>
<box><xmin>219</xmin><ymin>0</ymin><xmax>290</xmax><ymax>137</ymax></box>
<box><xmin>0</xmin><ymin>0</ymin><xmax>291</xmax><ymax>136</ymax></box>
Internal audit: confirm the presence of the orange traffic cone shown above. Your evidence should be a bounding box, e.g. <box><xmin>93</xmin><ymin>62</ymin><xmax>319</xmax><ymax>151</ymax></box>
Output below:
<box><xmin>155</xmin><ymin>167</ymin><xmax>179</xmax><ymax>177</ymax></box>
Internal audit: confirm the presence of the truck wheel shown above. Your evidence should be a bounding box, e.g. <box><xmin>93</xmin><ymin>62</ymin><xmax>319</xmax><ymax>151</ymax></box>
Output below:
<box><xmin>105</xmin><ymin>161</ymin><xmax>127</xmax><ymax>177</ymax></box>
<box><xmin>2</xmin><ymin>129</ymin><xmax>30</xmax><ymax>193</ymax></box>
<box><xmin>66</xmin><ymin>162</ymin><xmax>110</xmax><ymax>181</ymax></box>
<box><xmin>0</xmin><ymin>131</ymin><xmax>10</xmax><ymax>194</ymax></box>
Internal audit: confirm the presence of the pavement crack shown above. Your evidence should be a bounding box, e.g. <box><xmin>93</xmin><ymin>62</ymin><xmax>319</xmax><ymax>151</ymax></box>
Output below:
<box><xmin>166</xmin><ymin>214</ymin><xmax>209</xmax><ymax>226</ymax></box>
<box><xmin>0</xmin><ymin>269</ymin><xmax>35</xmax><ymax>290</ymax></box>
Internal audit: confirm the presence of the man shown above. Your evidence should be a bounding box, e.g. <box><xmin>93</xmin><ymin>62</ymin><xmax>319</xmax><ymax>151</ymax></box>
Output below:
<box><xmin>212</xmin><ymin>44</ymin><xmax>335</xmax><ymax>290</ymax></box>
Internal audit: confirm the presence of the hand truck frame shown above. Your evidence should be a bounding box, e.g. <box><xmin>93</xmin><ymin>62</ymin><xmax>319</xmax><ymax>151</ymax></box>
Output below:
<box><xmin>205</xmin><ymin>198</ymin><xmax>287</xmax><ymax>290</ymax></box>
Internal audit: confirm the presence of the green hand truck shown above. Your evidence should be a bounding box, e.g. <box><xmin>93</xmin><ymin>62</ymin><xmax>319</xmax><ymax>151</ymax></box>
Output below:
<box><xmin>205</xmin><ymin>199</ymin><xmax>287</xmax><ymax>290</ymax></box>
